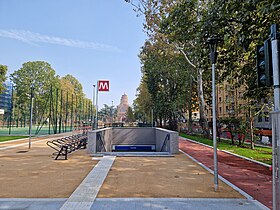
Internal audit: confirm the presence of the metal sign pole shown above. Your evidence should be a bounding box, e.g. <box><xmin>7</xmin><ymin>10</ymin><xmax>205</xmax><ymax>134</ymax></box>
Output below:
<box><xmin>92</xmin><ymin>85</ymin><xmax>96</xmax><ymax>130</ymax></box>
<box><xmin>95</xmin><ymin>82</ymin><xmax>99</xmax><ymax>130</ymax></box>
<box><xmin>28</xmin><ymin>86</ymin><xmax>34</xmax><ymax>149</ymax></box>
<box><xmin>271</xmin><ymin>24</ymin><xmax>280</xmax><ymax>210</ymax></box>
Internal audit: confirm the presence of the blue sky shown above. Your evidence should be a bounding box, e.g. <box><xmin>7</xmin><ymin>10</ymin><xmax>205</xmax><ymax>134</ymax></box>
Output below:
<box><xmin>0</xmin><ymin>0</ymin><xmax>146</xmax><ymax>108</ymax></box>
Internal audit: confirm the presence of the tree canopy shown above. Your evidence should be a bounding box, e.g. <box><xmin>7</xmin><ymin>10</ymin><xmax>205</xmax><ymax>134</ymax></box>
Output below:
<box><xmin>128</xmin><ymin>0</ymin><xmax>280</xmax><ymax>133</ymax></box>
<box><xmin>0</xmin><ymin>65</ymin><xmax>8</xmax><ymax>93</ymax></box>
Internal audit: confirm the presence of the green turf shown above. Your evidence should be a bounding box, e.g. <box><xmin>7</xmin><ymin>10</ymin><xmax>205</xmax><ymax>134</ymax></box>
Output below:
<box><xmin>180</xmin><ymin>133</ymin><xmax>272</xmax><ymax>165</ymax></box>
<box><xmin>0</xmin><ymin>136</ymin><xmax>28</xmax><ymax>142</ymax></box>
<box><xmin>0</xmin><ymin>126</ymin><xmax>73</xmax><ymax>135</ymax></box>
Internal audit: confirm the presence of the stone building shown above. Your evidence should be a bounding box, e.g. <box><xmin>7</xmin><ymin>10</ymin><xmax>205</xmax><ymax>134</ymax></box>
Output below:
<box><xmin>116</xmin><ymin>94</ymin><xmax>129</xmax><ymax>122</ymax></box>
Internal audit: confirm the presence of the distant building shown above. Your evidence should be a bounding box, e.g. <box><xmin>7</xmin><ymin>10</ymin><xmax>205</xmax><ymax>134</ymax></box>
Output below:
<box><xmin>116</xmin><ymin>94</ymin><xmax>129</xmax><ymax>122</ymax></box>
<box><xmin>206</xmin><ymin>81</ymin><xmax>247</xmax><ymax>123</ymax></box>
<box><xmin>0</xmin><ymin>81</ymin><xmax>13</xmax><ymax>118</ymax></box>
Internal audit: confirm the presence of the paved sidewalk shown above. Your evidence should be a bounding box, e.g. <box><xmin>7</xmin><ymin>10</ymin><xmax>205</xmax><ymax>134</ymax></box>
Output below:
<box><xmin>0</xmin><ymin>198</ymin><xmax>266</xmax><ymax>210</ymax></box>
<box><xmin>179</xmin><ymin>137</ymin><xmax>272</xmax><ymax>209</ymax></box>
<box><xmin>60</xmin><ymin>156</ymin><xmax>115</xmax><ymax>210</ymax></box>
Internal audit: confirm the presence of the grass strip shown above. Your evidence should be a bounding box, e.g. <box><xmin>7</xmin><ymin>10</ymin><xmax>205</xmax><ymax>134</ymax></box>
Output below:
<box><xmin>0</xmin><ymin>136</ymin><xmax>27</xmax><ymax>142</ymax></box>
<box><xmin>180</xmin><ymin>133</ymin><xmax>272</xmax><ymax>165</ymax></box>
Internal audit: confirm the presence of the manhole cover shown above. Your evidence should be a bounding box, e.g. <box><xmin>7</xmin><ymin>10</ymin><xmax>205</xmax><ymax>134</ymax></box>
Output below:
<box><xmin>16</xmin><ymin>150</ymin><xmax>28</xmax><ymax>153</ymax></box>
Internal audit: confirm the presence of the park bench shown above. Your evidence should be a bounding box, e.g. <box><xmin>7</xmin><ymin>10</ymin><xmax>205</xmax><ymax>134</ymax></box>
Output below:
<box><xmin>46</xmin><ymin>134</ymin><xmax>87</xmax><ymax>160</ymax></box>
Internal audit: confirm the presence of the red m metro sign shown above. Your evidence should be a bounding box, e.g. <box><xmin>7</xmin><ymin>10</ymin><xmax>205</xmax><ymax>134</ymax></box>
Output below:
<box><xmin>98</xmin><ymin>80</ymin><xmax>109</xmax><ymax>91</ymax></box>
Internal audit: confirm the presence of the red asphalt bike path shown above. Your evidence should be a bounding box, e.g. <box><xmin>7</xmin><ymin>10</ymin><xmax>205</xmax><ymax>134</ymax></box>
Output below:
<box><xmin>179</xmin><ymin>137</ymin><xmax>272</xmax><ymax>209</ymax></box>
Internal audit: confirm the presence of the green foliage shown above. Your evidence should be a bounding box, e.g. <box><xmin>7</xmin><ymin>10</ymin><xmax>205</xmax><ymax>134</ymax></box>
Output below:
<box><xmin>0</xmin><ymin>136</ymin><xmax>27</xmax><ymax>142</ymax></box>
<box><xmin>138</xmin><ymin>40</ymin><xmax>189</xmax><ymax>129</ymax></box>
<box><xmin>126</xmin><ymin>106</ymin><xmax>135</xmax><ymax>122</ymax></box>
<box><xmin>61</xmin><ymin>74</ymin><xmax>84</xmax><ymax>98</ymax></box>
<box><xmin>10</xmin><ymin>61</ymin><xmax>58</xmax><ymax>104</ymax></box>
<box><xmin>205</xmin><ymin>0</ymin><xmax>279</xmax><ymax>99</ymax></box>
<box><xmin>7</xmin><ymin>61</ymin><xmax>92</xmax><ymax>132</ymax></box>
<box><xmin>129</xmin><ymin>0</ymin><xmax>279</xmax><ymax>136</ymax></box>
<box><xmin>98</xmin><ymin>104</ymin><xmax>116</xmax><ymax>123</ymax></box>
<box><xmin>133</xmin><ymin>77</ymin><xmax>153</xmax><ymax>122</ymax></box>
<box><xmin>0</xmin><ymin>65</ymin><xmax>8</xmax><ymax>93</ymax></box>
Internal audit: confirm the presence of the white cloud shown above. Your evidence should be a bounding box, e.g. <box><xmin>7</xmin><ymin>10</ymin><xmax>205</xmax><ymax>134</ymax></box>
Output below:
<box><xmin>0</xmin><ymin>29</ymin><xmax>121</xmax><ymax>53</ymax></box>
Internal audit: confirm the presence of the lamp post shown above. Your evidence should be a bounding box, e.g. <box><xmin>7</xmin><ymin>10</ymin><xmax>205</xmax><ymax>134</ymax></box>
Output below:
<box><xmin>28</xmin><ymin>85</ymin><xmax>34</xmax><ymax>149</ymax></box>
<box><xmin>111</xmin><ymin>101</ymin><xmax>114</xmax><ymax>125</ymax></box>
<box><xmin>206</xmin><ymin>37</ymin><xmax>222</xmax><ymax>191</ymax></box>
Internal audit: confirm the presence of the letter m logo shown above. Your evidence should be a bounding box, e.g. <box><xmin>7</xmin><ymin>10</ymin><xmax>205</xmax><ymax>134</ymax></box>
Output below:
<box><xmin>98</xmin><ymin>80</ymin><xmax>109</xmax><ymax>91</ymax></box>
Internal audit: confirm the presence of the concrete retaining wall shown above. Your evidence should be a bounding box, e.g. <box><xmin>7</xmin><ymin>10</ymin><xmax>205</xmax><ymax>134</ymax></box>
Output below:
<box><xmin>112</xmin><ymin>128</ymin><xmax>155</xmax><ymax>145</ymax></box>
<box><xmin>155</xmin><ymin>128</ymin><xmax>179</xmax><ymax>154</ymax></box>
<box><xmin>87</xmin><ymin>127</ymin><xmax>179</xmax><ymax>154</ymax></box>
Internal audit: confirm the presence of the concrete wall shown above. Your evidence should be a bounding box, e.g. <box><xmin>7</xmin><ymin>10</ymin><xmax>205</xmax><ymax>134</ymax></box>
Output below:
<box><xmin>87</xmin><ymin>127</ymin><xmax>179</xmax><ymax>154</ymax></box>
<box><xmin>155</xmin><ymin>128</ymin><xmax>179</xmax><ymax>154</ymax></box>
<box><xmin>87</xmin><ymin>128</ymin><xmax>112</xmax><ymax>153</ymax></box>
<box><xmin>112</xmin><ymin>127</ymin><xmax>155</xmax><ymax>145</ymax></box>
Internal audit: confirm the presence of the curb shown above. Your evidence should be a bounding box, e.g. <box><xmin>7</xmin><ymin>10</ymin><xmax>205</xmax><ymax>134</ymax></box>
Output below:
<box><xmin>179</xmin><ymin>149</ymin><xmax>270</xmax><ymax>210</ymax></box>
<box><xmin>180</xmin><ymin>137</ymin><xmax>271</xmax><ymax>168</ymax></box>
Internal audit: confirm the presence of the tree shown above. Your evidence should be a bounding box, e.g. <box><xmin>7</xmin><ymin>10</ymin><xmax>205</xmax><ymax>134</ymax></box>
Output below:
<box><xmin>127</xmin><ymin>0</ymin><xmax>211</xmax><ymax>134</ymax></box>
<box><xmin>128</xmin><ymin>0</ymin><xmax>280</xmax><ymax>139</ymax></box>
<box><xmin>0</xmin><ymin>65</ymin><xmax>8</xmax><ymax>93</ymax></box>
<box><xmin>98</xmin><ymin>104</ymin><xmax>116</xmax><ymax>123</ymax></box>
<box><xmin>126</xmin><ymin>106</ymin><xmax>135</xmax><ymax>122</ymax></box>
<box><xmin>133</xmin><ymin>76</ymin><xmax>153</xmax><ymax>122</ymax></box>
<box><xmin>60</xmin><ymin>74</ymin><xmax>89</xmax><ymax>128</ymax></box>
<box><xmin>62</xmin><ymin>74</ymin><xmax>84</xmax><ymax>98</ymax></box>
<box><xmin>138</xmin><ymin>39</ymin><xmax>189</xmax><ymax>130</ymax></box>
<box><xmin>10</xmin><ymin>61</ymin><xmax>59</xmax><ymax>126</ymax></box>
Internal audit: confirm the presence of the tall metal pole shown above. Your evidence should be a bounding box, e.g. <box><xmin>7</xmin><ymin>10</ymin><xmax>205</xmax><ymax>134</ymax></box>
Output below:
<box><xmin>65</xmin><ymin>91</ymin><xmax>68</xmax><ymax>132</ymax></box>
<box><xmin>110</xmin><ymin>101</ymin><xmax>114</xmax><ymax>127</ymax></box>
<box><xmin>151</xmin><ymin>109</ymin><xmax>154</xmax><ymax>127</ymax></box>
<box><xmin>59</xmin><ymin>90</ymin><xmax>62</xmax><ymax>133</ymax></box>
<box><xmin>28</xmin><ymin>86</ymin><xmax>34</xmax><ymax>149</ymax></box>
<box><xmin>271</xmin><ymin>24</ymin><xmax>280</xmax><ymax>210</ymax></box>
<box><xmin>55</xmin><ymin>88</ymin><xmax>58</xmax><ymax>134</ymax></box>
<box><xmin>212</xmin><ymin>63</ymin><xmax>218</xmax><ymax>191</ymax></box>
<box><xmin>49</xmin><ymin>86</ymin><xmax>52</xmax><ymax>134</ymax></box>
<box><xmin>95</xmin><ymin>84</ymin><xmax>99</xmax><ymax>130</ymax></box>
<box><xmin>207</xmin><ymin>37</ymin><xmax>221</xmax><ymax>192</ymax></box>
<box><xmin>71</xmin><ymin>94</ymin><xmax>73</xmax><ymax>131</ymax></box>
<box><xmin>8</xmin><ymin>85</ymin><xmax>14</xmax><ymax>135</ymax></box>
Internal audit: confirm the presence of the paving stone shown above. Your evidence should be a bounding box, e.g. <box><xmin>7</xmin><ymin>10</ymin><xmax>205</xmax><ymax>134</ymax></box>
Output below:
<box><xmin>60</xmin><ymin>156</ymin><xmax>115</xmax><ymax>210</ymax></box>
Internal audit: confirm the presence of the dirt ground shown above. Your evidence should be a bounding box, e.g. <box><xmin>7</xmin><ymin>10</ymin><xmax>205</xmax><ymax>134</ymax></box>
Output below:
<box><xmin>0</xmin><ymin>134</ymin><xmax>244</xmax><ymax>200</ymax></box>
<box><xmin>0</xmin><ymin>135</ymin><xmax>97</xmax><ymax>198</ymax></box>
<box><xmin>98</xmin><ymin>154</ymin><xmax>243</xmax><ymax>198</ymax></box>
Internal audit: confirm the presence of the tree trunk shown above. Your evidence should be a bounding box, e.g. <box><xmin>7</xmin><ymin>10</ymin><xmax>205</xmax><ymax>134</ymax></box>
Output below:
<box><xmin>197</xmin><ymin>68</ymin><xmax>209</xmax><ymax>136</ymax></box>
<box><xmin>188</xmin><ymin>76</ymin><xmax>193</xmax><ymax>133</ymax></box>
<box><xmin>250</xmin><ymin>119</ymin><xmax>255</xmax><ymax>149</ymax></box>
<box><xmin>159</xmin><ymin>115</ymin><xmax>162</xmax><ymax>127</ymax></box>
<box><xmin>231</xmin><ymin>131</ymin><xmax>234</xmax><ymax>145</ymax></box>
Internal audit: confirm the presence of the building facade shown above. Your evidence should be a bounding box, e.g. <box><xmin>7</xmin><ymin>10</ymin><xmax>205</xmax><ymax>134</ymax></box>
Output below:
<box><xmin>206</xmin><ymin>81</ymin><xmax>247</xmax><ymax>123</ymax></box>
<box><xmin>116</xmin><ymin>94</ymin><xmax>129</xmax><ymax>122</ymax></box>
<box><xmin>0</xmin><ymin>82</ymin><xmax>13</xmax><ymax>118</ymax></box>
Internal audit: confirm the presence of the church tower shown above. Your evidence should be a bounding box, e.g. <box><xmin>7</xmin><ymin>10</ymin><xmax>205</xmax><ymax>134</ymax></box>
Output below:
<box><xmin>117</xmin><ymin>94</ymin><xmax>129</xmax><ymax>122</ymax></box>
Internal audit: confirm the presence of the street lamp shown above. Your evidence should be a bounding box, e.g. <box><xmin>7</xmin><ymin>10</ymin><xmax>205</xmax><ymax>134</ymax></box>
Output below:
<box><xmin>206</xmin><ymin>37</ymin><xmax>222</xmax><ymax>191</ymax></box>
<box><xmin>28</xmin><ymin>85</ymin><xmax>35</xmax><ymax>149</ymax></box>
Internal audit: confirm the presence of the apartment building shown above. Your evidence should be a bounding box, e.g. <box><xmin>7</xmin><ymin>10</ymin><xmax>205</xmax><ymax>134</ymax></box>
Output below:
<box><xmin>205</xmin><ymin>81</ymin><xmax>247</xmax><ymax>123</ymax></box>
